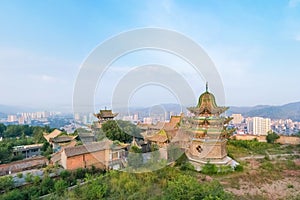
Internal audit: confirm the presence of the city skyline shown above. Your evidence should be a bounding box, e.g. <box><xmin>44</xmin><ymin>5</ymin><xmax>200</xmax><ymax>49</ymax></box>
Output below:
<box><xmin>1</xmin><ymin>0</ymin><xmax>300</xmax><ymax>109</ymax></box>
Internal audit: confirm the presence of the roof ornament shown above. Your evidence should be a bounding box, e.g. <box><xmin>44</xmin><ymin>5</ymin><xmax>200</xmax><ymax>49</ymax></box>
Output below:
<box><xmin>206</xmin><ymin>82</ymin><xmax>208</xmax><ymax>92</ymax></box>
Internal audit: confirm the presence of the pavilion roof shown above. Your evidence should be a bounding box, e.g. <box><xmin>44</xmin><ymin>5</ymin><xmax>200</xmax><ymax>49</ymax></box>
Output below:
<box><xmin>50</xmin><ymin>135</ymin><xmax>77</xmax><ymax>143</ymax></box>
<box><xmin>94</xmin><ymin>109</ymin><xmax>118</xmax><ymax>119</ymax></box>
<box><xmin>43</xmin><ymin>129</ymin><xmax>62</xmax><ymax>142</ymax></box>
<box><xmin>164</xmin><ymin>116</ymin><xmax>181</xmax><ymax>130</ymax></box>
<box><xmin>146</xmin><ymin>129</ymin><xmax>169</xmax><ymax>143</ymax></box>
<box><xmin>188</xmin><ymin>85</ymin><xmax>229</xmax><ymax>116</ymax></box>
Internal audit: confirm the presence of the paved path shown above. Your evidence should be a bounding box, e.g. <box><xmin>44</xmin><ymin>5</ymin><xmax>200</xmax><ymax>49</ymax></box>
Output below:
<box><xmin>238</xmin><ymin>153</ymin><xmax>300</xmax><ymax>161</ymax></box>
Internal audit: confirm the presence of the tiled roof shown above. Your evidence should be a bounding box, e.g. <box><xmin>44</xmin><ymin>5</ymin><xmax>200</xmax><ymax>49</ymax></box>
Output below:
<box><xmin>50</xmin><ymin>136</ymin><xmax>77</xmax><ymax>143</ymax></box>
<box><xmin>130</xmin><ymin>137</ymin><xmax>142</xmax><ymax>149</ymax></box>
<box><xmin>60</xmin><ymin>140</ymin><xmax>77</xmax><ymax>148</ymax></box>
<box><xmin>164</xmin><ymin>116</ymin><xmax>181</xmax><ymax>130</ymax></box>
<box><xmin>94</xmin><ymin>110</ymin><xmax>118</xmax><ymax>119</ymax></box>
<box><xmin>51</xmin><ymin>151</ymin><xmax>62</xmax><ymax>163</ymax></box>
<box><xmin>146</xmin><ymin>129</ymin><xmax>169</xmax><ymax>143</ymax></box>
<box><xmin>79</xmin><ymin>132</ymin><xmax>95</xmax><ymax>137</ymax></box>
<box><xmin>43</xmin><ymin>129</ymin><xmax>62</xmax><ymax>142</ymax></box>
<box><xmin>13</xmin><ymin>144</ymin><xmax>43</xmax><ymax>151</ymax></box>
<box><xmin>138</xmin><ymin>117</ymin><xmax>181</xmax><ymax>131</ymax></box>
<box><xmin>63</xmin><ymin>139</ymin><xmax>123</xmax><ymax>157</ymax></box>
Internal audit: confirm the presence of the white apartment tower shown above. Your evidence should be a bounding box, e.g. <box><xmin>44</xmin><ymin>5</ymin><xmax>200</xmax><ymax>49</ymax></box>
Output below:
<box><xmin>247</xmin><ymin>117</ymin><xmax>271</xmax><ymax>135</ymax></box>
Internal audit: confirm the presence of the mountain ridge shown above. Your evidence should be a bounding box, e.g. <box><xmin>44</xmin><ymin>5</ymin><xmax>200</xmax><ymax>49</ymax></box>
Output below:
<box><xmin>228</xmin><ymin>101</ymin><xmax>300</xmax><ymax>121</ymax></box>
<box><xmin>1</xmin><ymin>102</ymin><xmax>300</xmax><ymax>121</ymax></box>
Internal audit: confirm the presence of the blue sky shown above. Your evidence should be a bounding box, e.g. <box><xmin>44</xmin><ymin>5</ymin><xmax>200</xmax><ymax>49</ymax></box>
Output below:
<box><xmin>0</xmin><ymin>0</ymin><xmax>300</xmax><ymax>110</ymax></box>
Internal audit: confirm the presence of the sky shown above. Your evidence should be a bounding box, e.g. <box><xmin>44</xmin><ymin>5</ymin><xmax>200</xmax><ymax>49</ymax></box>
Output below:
<box><xmin>0</xmin><ymin>0</ymin><xmax>300</xmax><ymax>111</ymax></box>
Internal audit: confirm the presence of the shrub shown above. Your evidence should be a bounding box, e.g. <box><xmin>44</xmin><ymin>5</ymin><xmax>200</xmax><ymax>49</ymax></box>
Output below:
<box><xmin>0</xmin><ymin>176</ymin><xmax>14</xmax><ymax>192</ymax></box>
<box><xmin>54</xmin><ymin>179</ymin><xmax>67</xmax><ymax>194</ymax></box>
<box><xmin>16</xmin><ymin>173</ymin><xmax>23</xmax><ymax>178</ymax></box>
<box><xmin>180</xmin><ymin>162</ymin><xmax>195</xmax><ymax>171</ymax></box>
<box><xmin>25</xmin><ymin>173</ymin><xmax>33</xmax><ymax>183</ymax></box>
<box><xmin>266</xmin><ymin>132</ymin><xmax>280</xmax><ymax>144</ymax></box>
<box><xmin>201</xmin><ymin>162</ymin><xmax>218</xmax><ymax>175</ymax></box>
<box><xmin>260</xmin><ymin>161</ymin><xmax>274</xmax><ymax>171</ymax></box>
<box><xmin>218</xmin><ymin>165</ymin><xmax>233</xmax><ymax>174</ymax></box>
<box><xmin>33</xmin><ymin>176</ymin><xmax>41</xmax><ymax>185</ymax></box>
<box><xmin>234</xmin><ymin>164</ymin><xmax>244</xmax><ymax>172</ymax></box>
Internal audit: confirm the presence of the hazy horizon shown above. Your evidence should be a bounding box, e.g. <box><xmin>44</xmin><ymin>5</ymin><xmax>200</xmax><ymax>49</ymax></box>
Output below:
<box><xmin>1</xmin><ymin>1</ymin><xmax>300</xmax><ymax>109</ymax></box>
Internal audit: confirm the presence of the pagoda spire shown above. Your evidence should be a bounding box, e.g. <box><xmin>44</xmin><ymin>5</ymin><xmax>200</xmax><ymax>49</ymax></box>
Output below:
<box><xmin>206</xmin><ymin>82</ymin><xmax>208</xmax><ymax>92</ymax></box>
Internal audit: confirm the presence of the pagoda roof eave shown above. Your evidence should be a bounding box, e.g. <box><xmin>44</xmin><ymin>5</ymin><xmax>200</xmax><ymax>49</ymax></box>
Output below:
<box><xmin>187</xmin><ymin>106</ymin><xmax>229</xmax><ymax>115</ymax></box>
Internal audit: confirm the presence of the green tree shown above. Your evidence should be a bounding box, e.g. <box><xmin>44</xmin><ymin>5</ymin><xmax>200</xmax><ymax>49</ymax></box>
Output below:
<box><xmin>3</xmin><ymin>125</ymin><xmax>34</xmax><ymax>138</ymax></box>
<box><xmin>101</xmin><ymin>120</ymin><xmax>142</xmax><ymax>143</ymax></box>
<box><xmin>117</xmin><ymin>120</ymin><xmax>142</xmax><ymax>138</ymax></box>
<box><xmin>164</xmin><ymin>174</ymin><xmax>233</xmax><ymax>200</ymax></box>
<box><xmin>0</xmin><ymin>123</ymin><xmax>6</xmax><ymax>136</ymax></box>
<box><xmin>54</xmin><ymin>179</ymin><xmax>67</xmax><ymax>194</ymax></box>
<box><xmin>164</xmin><ymin>174</ymin><xmax>202</xmax><ymax>199</ymax></box>
<box><xmin>266</xmin><ymin>131</ymin><xmax>280</xmax><ymax>144</ymax></box>
<box><xmin>32</xmin><ymin>127</ymin><xmax>46</xmax><ymax>143</ymax></box>
<box><xmin>0</xmin><ymin>176</ymin><xmax>14</xmax><ymax>192</ymax></box>
<box><xmin>0</xmin><ymin>146</ymin><xmax>12</xmax><ymax>163</ymax></box>
<box><xmin>41</xmin><ymin>141</ymin><xmax>53</xmax><ymax>158</ymax></box>
<box><xmin>1</xmin><ymin>189</ymin><xmax>24</xmax><ymax>200</ymax></box>
<box><xmin>127</xmin><ymin>145</ymin><xmax>143</xmax><ymax>169</ymax></box>
<box><xmin>80</xmin><ymin>175</ymin><xmax>107</xmax><ymax>200</ymax></box>
<box><xmin>40</xmin><ymin>175</ymin><xmax>54</xmax><ymax>195</ymax></box>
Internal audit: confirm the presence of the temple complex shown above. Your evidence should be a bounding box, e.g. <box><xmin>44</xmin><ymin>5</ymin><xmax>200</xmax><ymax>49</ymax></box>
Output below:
<box><xmin>181</xmin><ymin>83</ymin><xmax>235</xmax><ymax>170</ymax></box>
<box><xmin>139</xmin><ymin>84</ymin><xmax>236</xmax><ymax>170</ymax></box>
<box><xmin>143</xmin><ymin>115</ymin><xmax>182</xmax><ymax>148</ymax></box>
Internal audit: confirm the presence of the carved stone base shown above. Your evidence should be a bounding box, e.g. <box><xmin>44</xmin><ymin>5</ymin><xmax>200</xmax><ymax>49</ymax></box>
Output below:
<box><xmin>186</xmin><ymin>154</ymin><xmax>238</xmax><ymax>171</ymax></box>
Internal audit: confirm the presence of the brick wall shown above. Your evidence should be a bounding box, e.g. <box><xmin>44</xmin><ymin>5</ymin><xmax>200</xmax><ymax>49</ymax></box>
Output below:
<box><xmin>234</xmin><ymin>134</ymin><xmax>300</xmax><ymax>145</ymax></box>
<box><xmin>276</xmin><ymin>136</ymin><xmax>300</xmax><ymax>145</ymax></box>
<box><xmin>61</xmin><ymin>150</ymin><xmax>108</xmax><ymax>170</ymax></box>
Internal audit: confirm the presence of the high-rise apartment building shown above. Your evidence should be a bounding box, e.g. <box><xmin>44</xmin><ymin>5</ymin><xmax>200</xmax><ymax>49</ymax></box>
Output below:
<box><xmin>7</xmin><ymin>115</ymin><xmax>17</xmax><ymax>122</ymax></box>
<box><xmin>247</xmin><ymin>117</ymin><xmax>271</xmax><ymax>135</ymax></box>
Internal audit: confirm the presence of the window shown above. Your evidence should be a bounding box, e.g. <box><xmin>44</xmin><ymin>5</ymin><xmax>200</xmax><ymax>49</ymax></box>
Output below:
<box><xmin>112</xmin><ymin>152</ymin><xmax>119</xmax><ymax>159</ymax></box>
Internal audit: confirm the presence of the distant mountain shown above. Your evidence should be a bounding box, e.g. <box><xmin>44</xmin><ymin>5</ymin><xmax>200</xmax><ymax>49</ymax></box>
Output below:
<box><xmin>1</xmin><ymin>101</ymin><xmax>300</xmax><ymax>121</ymax></box>
<box><xmin>0</xmin><ymin>112</ymin><xmax>6</xmax><ymax>118</ymax></box>
<box><xmin>115</xmin><ymin>103</ymin><xmax>185</xmax><ymax>118</ymax></box>
<box><xmin>228</xmin><ymin>102</ymin><xmax>300</xmax><ymax>121</ymax></box>
<box><xmin>0</xmin><ymin>104</ymin><xmax>36</xmax><ymax>114</ymax></box>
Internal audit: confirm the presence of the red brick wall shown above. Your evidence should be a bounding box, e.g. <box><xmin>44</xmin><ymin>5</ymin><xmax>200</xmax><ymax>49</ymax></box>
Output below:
<box><xmin>64</xmin><ymin>150</ymin><xmax>107</xmax><ymax>170</ymax></box>
<box><xmin>66</xmin><ymin>155</ymin><xmax>85</xmax><ymax>170</ymax></box>
<box><xmin>84</xmin><ymin>151</ymin><xmax>106</xmax><ymax>169</ymax></box>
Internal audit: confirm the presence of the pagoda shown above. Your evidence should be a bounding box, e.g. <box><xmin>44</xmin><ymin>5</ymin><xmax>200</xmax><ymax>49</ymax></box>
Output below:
<box><xmin>94</xmin><ymin>108</ymin><xmax>118</xmax><ymax>123</ymax></box>
<box><xmin>92</xmin><ymin>108</ymin><xmax>118</xmax><ymax>129</ymax></box>
<box><xmin>182</xmin><ymin>83</ymin><xmax>235</xmax><ymax>170</ymax></box>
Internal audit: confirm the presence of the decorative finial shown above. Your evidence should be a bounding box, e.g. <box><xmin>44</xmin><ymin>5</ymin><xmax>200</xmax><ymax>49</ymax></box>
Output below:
<box><xmin>206</xmin><ymin>82</ymin><xmax>208</xmax><ymax>92</ymax></box>
<box><xmin>105</xmin><ymin>106</ymin><xmax>107</xmax><ymax>110</ymax></box>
